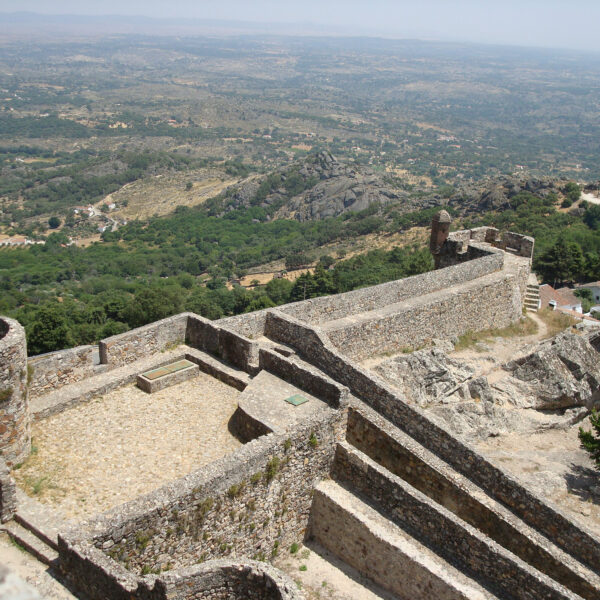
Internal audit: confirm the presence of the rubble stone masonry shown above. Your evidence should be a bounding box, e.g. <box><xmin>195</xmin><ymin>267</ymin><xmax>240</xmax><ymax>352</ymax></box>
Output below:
<box><xmin>0</xmin><ymin>317</ymin><xmax>29</xmax><ymax>467</ymax></box>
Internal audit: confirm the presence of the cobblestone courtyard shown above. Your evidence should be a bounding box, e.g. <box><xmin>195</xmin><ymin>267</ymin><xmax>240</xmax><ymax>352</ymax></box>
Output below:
<box><xmin>13</xmin><ymin>373</ymin><xmax>241</xmax><ymax>520</ymax></box>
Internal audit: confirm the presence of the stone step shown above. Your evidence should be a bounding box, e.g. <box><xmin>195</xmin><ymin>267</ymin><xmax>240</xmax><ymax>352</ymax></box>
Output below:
<box><xmin>2</xmin><ymin>521</ymin><xmax>58</xmax><ymax>566</ymax></box>
<box><xmin>332</xmin><ymin>441</ymin><xmax>584</xmax><ymax>600</ymax></box>
<box><xmin>14</xmin><ymin>489</ymin><xmax>74</xmax><ymax>551</ymax></box>
<box><xmin>310</xmin><ymin>479</ymin><xmax>499</xmax><ymax>600</ymax></box>
<box><xmin>344</xmin><ymin>408</ymin><xmax>600</xmax><ymax>600</ymax></box>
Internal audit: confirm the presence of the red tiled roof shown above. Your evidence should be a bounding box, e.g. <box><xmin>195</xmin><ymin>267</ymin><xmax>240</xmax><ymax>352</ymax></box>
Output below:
<box><xmin>539</xmin><ymin>284</ymin><xmax>581</xmax><ymax>309</ymax></box>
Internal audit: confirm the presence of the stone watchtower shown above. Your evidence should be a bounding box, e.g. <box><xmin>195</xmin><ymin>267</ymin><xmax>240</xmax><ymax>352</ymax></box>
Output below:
<box><xmin>0</xmin><ymin>317</ymin><xmax>30</xmax><ymax>467</ymax></box>
<box><xmin>429</xmin><ymin>210</ymin><xmax>452</xmax><ymax>269</ymax></box>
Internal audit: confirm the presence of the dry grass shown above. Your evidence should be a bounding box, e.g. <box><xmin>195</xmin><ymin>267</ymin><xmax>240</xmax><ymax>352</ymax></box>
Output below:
<box><xmin>537</xmin><ymin>308</ymin><xmax>579</xmax><ymax>337</ymax></box>
<box><xmin>96</xmin><ymin>170</ymin><xmax>238</xmax><ymax>221</ymax></box>
<box><xmin>454</xmin><ymin>316</ymin><xmax>539</xmax><ymax>352</ymax></box>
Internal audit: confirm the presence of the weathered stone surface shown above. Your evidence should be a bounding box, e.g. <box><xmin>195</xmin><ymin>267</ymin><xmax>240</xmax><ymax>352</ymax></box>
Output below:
<box><xmin>374</xmin><ymin>348</ymin><xmax>473</xmax><ymax>407</ymax></box>
<box><xmin>502</xmin><ymin>332</ymin><xmax>600</xmax><ymax>410</ymax></box>
<box><xmin>0</xmin><ymin>456</ymin><xmax>17</xmax><ymax>522</ymax></box>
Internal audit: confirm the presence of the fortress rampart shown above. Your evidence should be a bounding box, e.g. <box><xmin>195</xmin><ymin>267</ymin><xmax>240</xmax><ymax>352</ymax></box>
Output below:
<box><xmin>6</xmin><ymin>220</ymin><xmax>600</xmax><ymax>600</ymax></box>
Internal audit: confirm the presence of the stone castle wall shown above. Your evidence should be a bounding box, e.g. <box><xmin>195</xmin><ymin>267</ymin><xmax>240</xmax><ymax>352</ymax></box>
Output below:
<box><xmin>331</xmin><ymin>442</ymin><xmax>573</xmax><ymax>600</ymax></box>
<box><xmin>27</xmin><ymin>345</ymin><xmax>100</xmax><ymax>399</ymax></box>
<box><xmin>0</xmin><ymin>317</ymin><xmax>29</xmax><ymax>467</ymax></box>
<box><xmin>146</xmin><ymin>561</ymin><xmax>303</xmax><ymax>600</ymax></box>
<box><xmin>223</xmin><ymin>249</ymin><xmax>504</xmax><ymax>333</ymax></box>
<box><xmin>263</xmin><ymin>309</ymin><xmax>600</xmax><ymax>572</ymax></box>
<box><xmin>17</xmin><ymin>226</ymin><xmax>529</xmax><ymax>402</ymax></box>
<box><xmin>99</xmin><ymin>314</ymin><xmax>189</xmax><ymax>366</ymax></box>
<box><xmin>325</xmin><ymin>268</ymin><xmax>523</xmax><ymax>361</ymax></box>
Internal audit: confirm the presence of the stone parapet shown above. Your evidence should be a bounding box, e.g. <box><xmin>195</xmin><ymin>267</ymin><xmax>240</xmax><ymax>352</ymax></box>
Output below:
<box><xmin>28</xmin><ymin>345</ymin><xmax>99</xmax><ymax>399</ymax></box>
<box><xmin>99</xmin><ymin>314</ymin><xmax>189</xmax><ymax>366</ymax></box>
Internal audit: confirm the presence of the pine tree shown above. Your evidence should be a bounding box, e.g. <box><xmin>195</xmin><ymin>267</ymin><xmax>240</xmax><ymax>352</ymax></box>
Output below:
<box><xmin>579</xmin><ymin>410</ymin><xmax>600</xmax><ymax>469</ymax></box>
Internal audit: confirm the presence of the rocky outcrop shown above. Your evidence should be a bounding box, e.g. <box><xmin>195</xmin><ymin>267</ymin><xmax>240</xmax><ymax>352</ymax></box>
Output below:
<box><xmin>373</xmin><ymin>347</ymin><xmax>473</xmax><ymax>407</ymax></box>
<box><xmin>373</xmin><ymin>331</ymin><xmax>600</xmax><ymax>440</ymax></box>
<box><xmin>218</xmin><ymin>153</ymin><xmax>575</xmax><ymax>224</ymax></box>
<box><xmin>448</xmin><ymin>175</ymin><xmax>565</xmax><ymax>216</ymax></box>
<box><xmin>499</xmin><ymin>332</ymin><xmax>600</xmax><ymax>410</ymax></box>
<box><xmin>220</xmin><ymin>152</ymin><xmax>426</xmax><ymax>221</ymax></box>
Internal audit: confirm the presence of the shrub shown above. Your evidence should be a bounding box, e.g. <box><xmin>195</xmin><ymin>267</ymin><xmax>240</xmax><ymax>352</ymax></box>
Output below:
<box><xmin>579</xmin><ymin>410</ymin><xmax>600</xmax><ymax>469</ymax></box>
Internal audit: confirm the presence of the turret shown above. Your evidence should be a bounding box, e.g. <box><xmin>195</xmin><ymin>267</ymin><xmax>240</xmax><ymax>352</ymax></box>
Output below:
<box><xmin>429</xmin><ymin>210</ymin><xmax>452</xmax><ymax>268</ymax></box>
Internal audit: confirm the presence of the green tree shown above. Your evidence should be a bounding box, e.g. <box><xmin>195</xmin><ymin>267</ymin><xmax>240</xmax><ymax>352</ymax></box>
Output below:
<box><xmin>574</xmin><ymin>289</ymin><xmax>593</xmax><ymax>313</ymax></box>
<box><xmin>48</xmin><ymin>216</ymin><xmax>61</xmax><ymax>229</ymax></box>
<box><xmin>579</xmin><ymin>411</ymin><xmax>600</xmax><ymax>470</ymax></box>
<box><xmin>27</xmin><ymin>307</ymin><xmax>73</xmax><ymax>355</ymax></box>
<box><xmin>564</xmin><ymin>182</ymin><xmax>581</xmax><ymax>205</ymax></box>
<box><xmin>122</xmin><ymin>287</ymin><xmax>182</xmax><ymax>328</ymax></box>
<box><xmin>265</xmin><ymin>278</ymin><xmax>292</xmax><ymax>304</ymax></box>
<box><xmin>535</xmin><ymin>238</ymin><xmax>584</xmax><ymax>284</ymax></box>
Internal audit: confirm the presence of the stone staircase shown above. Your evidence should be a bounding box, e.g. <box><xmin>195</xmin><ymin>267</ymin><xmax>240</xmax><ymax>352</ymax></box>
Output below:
<box><xmin>1</xmin><ymin>490</ymin><xmax>72</xmax><ymax>568</ymax></box>
<box><xmin>307</xmin><ymin>406</ymin><xmax>600</xmax><ymax>600</ymax></box>
<box><xmin>524</xmin><ymin>281</ymin><xmax>541</xmax><ymax>312</ymax></box>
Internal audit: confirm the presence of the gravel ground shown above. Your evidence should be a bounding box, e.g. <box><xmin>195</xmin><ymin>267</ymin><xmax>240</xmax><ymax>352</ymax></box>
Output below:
<box><xmin>477</xmin><ymin>417</ymin><xmax>600</xmax><ymax>539</ymax></box>
<box><xmin>13</xmin><ymin>373</ymin><xmax>241</xmax><ymax>521</ymax></box>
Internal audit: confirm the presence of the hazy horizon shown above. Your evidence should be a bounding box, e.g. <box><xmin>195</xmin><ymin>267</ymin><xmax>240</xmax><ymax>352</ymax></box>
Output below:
<box><xmin>2</xmin><ymin>1</ymin><xmax>600</xmax><ymax>53</ymax></box>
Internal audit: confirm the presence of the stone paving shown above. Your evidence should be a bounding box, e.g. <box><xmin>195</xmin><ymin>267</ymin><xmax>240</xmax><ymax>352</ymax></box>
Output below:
<box><xmin>13</xmin><ymin>373</ymin><xmax>241</xmax><ymax>521</ymax></box>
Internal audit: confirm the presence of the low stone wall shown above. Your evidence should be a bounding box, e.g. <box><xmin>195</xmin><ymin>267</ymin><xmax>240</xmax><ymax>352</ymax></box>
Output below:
<box><xmin>333</xmin><ymin>443</ymin><xmax>575</xmax><ymax>600</ymax></box>
<box><xmin>186</xmin><ymin>315</ymin><xmax>259</xmax><ymax>374</ymax></box>
<box><xmin>28</xmin><ymin>345</ymin><xmax>98</xmax><ymax>399</ymax></box>
<box><xmin>230</xmin><ymin>348</ymin><xmax>347</xmax><ymax>443</ymax></box>
<box><xmin>346</xmin><ymin>407</ymin><xmax>597</xmax><ymax>600</ymax></box>
<box><xmin>264</xmin><ymin>309</ymin><xmax>600</xmax><ymax>572</ymax></box>
<box><xmin>147</xmin><ymin>560</ymin><xmax>303</xmax><ymax>600</ymax></box>
<box><xmin>57</xmin><ymin>552</ymin><xmax>302</xmax><ymax>600</ymax></box>
<box><xmin>494</xmin><ymin>231</ymin><xmax>535</xmax><ymax>258</ymax></box>
<box><xmin>136</xmin><ymin>362</ymin><xmax>199</xmax><ymax>394</ymax></box>
<box><xmin>99</xmin><ymin>314</ymin><xmax>189</xmax><ymax>366</ymax></box>
<box><xmin>325</xmin><ymin>270</ymin><xmax>522</xmax><ymax>361</ymax></box>
<box><xmin>59</xmin><ymin>406</ymin><xmax>346</xmax><ymax>598</ymax></box>
<box><xmin>0</xmin><ymin>457</ymin><xmax>16</xmax><ymax>523</ymax></box>
<box><xmin>220</xmin><ymin>312</ymin><xmax>268</xmax><ymax>341</ymax></box>
<box><xmin>0</xmin><ymin>317</ymin><xmax>29</xmax><ymax>467</ymax></box>
<box><xmin>258</xmin><ymin>349</ymin><xmax>346</xmax><ymax>410</ymax></box>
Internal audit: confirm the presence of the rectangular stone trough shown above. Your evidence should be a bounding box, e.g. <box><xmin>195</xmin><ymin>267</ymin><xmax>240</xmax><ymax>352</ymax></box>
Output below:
<box><xmin>136</xmin><ymin>359</ymin><xmax>199</xmax><ymax>393</ymax></box>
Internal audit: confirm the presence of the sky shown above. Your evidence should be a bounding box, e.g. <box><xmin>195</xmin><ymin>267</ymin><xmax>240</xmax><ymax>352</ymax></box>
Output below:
<box><xmin>1</xmin><ymin>0</ymin><xmax>600</xmax><ymax>52</ymax></box>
